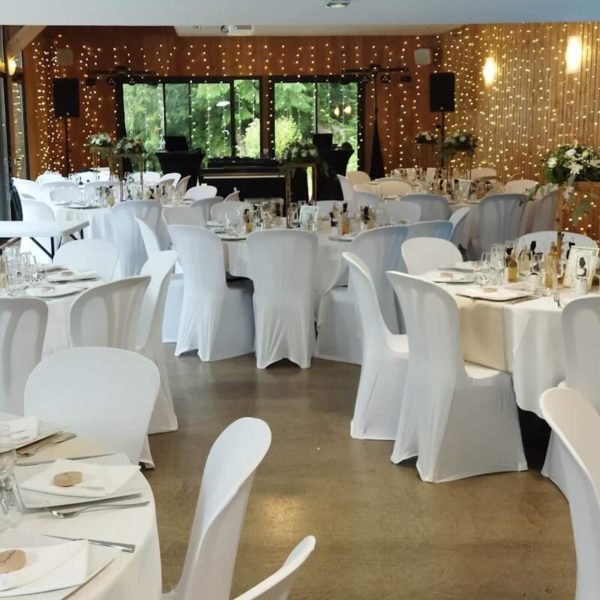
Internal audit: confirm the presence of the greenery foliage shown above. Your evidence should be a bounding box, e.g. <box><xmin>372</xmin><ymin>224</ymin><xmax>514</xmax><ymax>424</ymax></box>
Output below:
<box><xmin>541</xmin><ymin>144</ymin><xmax>600</xmax><ymax>186</ymax></box>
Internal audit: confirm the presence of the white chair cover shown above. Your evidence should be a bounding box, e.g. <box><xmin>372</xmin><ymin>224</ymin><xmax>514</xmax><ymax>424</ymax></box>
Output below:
<box><xmin>504</xmin><ymin>179</ymin><xmax>537</xmax><ymax>194</ymax></box>
<box><xmin>41</xmin><ymin>181</ymin><xmax>76</xmax><ymax>192</ymax></box>
<box><xmin>406</xmin><ymin>220</ymin><xmax>452</xmax><ymax>240</ymax></box>
<box><xmin>402</xmin><ymin>238</ymin><xmax>463</xmax><ymax>275</ymax></box>
<box><xmin>70</xmin><ymin>276</ymin><xmax>150</xmax><ymax>349</ymax></box>
<box><xmin>0</xmin><ymin>298</ymin><xmax>48</xmax><ymax>414</ymax></box>
<box><xmin>135</xmin><ymin>217</ymin><xmax>162</xmax><ymax>257</ymax></box>
<box><xmin>133</xmin><ymin>171</ymin><xmax>161</xmax><ymax>185</ymax></box>
<box><xmin>110</xmin><ymin>200</ymin><xmax>162</xmax><ymax>277</ymax></box>
<box><xmin>210</xmin><ymin>201</ymin><xmax>252</xmax><ymax>224</ymax></box>
<box><xmin>517</xmin><ymin>231</ymin><xmax>596</xmax><ymax>257</ymax></box>
<box><xmin>344</xmin><ymin>253</ymin><xmax>408</xmax><ymax>440</ymax></box>
<box><xmin>354</xmin><ymin>191</ymin><xmax>382</xmax><ymax>208</ymax></box>
<box><xmin>540</xmin><ymin>387</ymin><xmax>600</xmax><ymax>600</ymax></box>
<box><xmin>233</xmin><ymin>536</ymin><xmax>316</xmax><ymax>600</ymax></box>
<box><xmin>184</xmin><ymin>185</ymin><xmax>218</xmax><ymax>201</ymax></box>
<box><xmin>160</xmin><ymin>172</ymin><xmax>181</xmax><ymax>187</ymax></box>
<box><xmin>477</xmin><ymin>193</ymin><xmax>526</xmax><ymax>254</ymax></box>
<box><xmin>380</xmin><ymin>201</ymin><xmax>421</xmax><ymax>224</ymax></box>
<box><xmin>449</xmin><ymin>206</ymin><xmax>471</xmax><ymax>251</ymax></box>
<box><xmin>386</xmin><ymin>271</ymin><xmax>527</xmax><ymax>482</ymax></box>
<box><xmin>316</xmin><ymin>225</ymin><xmax>409</xmax><ymax>364</ymax></box>
<box><xmin>36</xmin><ymin>172</ymin><xmax>64</xmax><ymax>185</ymax></box>
<box><xmin>531</xmin><ymin>191</ymin><xmax>559</xmax><ymax>232</ymax></box>
<box><xmin>543</xmin><ymin>297</ymin><xmax>600</xmax><ymax>494</ymax></box>
<box><xmin>247</xmin><ymin>230</ymin><xmax>317</xmax><ymax>369</ymax></box>
<box><xmin>20</xmin><ymin>197</ymin><xmax>58</xmax><ymax>258</ymax></box>
<box><xmin>345</xmin><ymin>171</ymin><xmax>371</xmax><ymax>186</ymax></box>
<box><xmin>53</xmin><ymin>239</ymin><xmax>119</xmax><ymax>282</ymax></box>
<box><xmin>224</xmin><ymin>191</ymin><xmax>240</xmax><ymax>202</ymax></box>
<box><xmin>176</xmin><ymin>175</ymin><xmax>191</xmax><ymax>195</ymax></box>
<box><xmin>377</xmin><ymin>180</ymin><xmax>412</xmax><ymax>197</ymax></box>
<box><xmin>402</xmin><ymin>194</ymin><xmax>450</xmax><ymax>220</ymax></box>
<box><xmin>162</xmin><ymin>206</ymin><xmax>206</xmax><ymax>228</ymax></box>
<box><xmin>49</xmin><ymin>187</ymin><xmax>82</xmax><ymax>206</ymax></box>
<box><xmin>191</xmin><ymin>197</ymin><xmax>223</xmax><ymax>223</ymax></box>
<box><xmin>137</xmin><ymin>251</ymin><xmax>178</xmax><ymax>434</ymax></box>
<box><xmin>25</xmin><ymin>347</ymin><xmax>159</xmax><ymax>465</ymax></box>
<box><xmin>162</xmin><ymin>418</ymin><xmax>271</xmax><ymax>600</ymax></box>
<box><xmin>337</xmin><ymin>175</ymin><xmax>356</xmax><ymax>210</ymax></box>
<box><xmin>13</xmin><ymin>179</ymin><xmax>51</xmax><ymax>203</ymax></box>
<box><xmin>168</xmin><ymin>225</ymin><xmax>254</xmax><ymax>361</ymax></box>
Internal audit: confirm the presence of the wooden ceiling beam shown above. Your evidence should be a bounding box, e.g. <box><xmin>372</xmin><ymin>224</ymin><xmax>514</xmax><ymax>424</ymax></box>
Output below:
<box><xmin>6</xmin><ymin>25</ymin><xmax>45</xmax><ymax>57</ymax></box>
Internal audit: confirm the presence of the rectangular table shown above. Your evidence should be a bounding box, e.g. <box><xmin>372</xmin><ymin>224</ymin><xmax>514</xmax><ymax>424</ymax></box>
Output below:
<box><xmin>0</xmin><ymin>220</ymin><xmax>90</xmax><ymax>257</ymax></box>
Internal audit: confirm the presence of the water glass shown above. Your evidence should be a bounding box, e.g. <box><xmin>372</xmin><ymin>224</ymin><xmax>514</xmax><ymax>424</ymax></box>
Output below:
<box><xmin>20</xmin><ymin>252</ymin><xmax>39</xmax><ymax>287</ymax></box>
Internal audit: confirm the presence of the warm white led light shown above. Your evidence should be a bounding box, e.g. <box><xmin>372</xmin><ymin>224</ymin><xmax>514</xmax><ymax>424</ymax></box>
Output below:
<box><xmin>566</xmin><ymin>35</ymin><xmax>583</xmax><ymax>74</ymax></box>
<box><xmin>482</xmin><ymin>56</ymin><xmax>496</xmax><ymax>86</ymax></box>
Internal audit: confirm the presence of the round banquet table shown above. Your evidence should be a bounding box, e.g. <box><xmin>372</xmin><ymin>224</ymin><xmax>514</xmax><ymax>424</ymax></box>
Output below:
<box><xmin>11</xmin><ymin>450</ymin><xmax>161</xmax><ymax>599</ymax></box>
<box><xmin>52</xmin><ymin>206</ymin><xmax>113</xmax><ymax>242</ymax></box>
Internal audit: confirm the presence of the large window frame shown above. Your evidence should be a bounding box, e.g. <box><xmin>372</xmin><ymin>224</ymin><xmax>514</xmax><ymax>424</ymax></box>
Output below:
<box><xmin>268</xmin><ymin>75</ymin><xmax>366</xmax><ymax>170</ymax></box>
<box><xmin>116</xmin><ymin>76</ymin><xmax>263</xmax><ymax>159</ymax></box>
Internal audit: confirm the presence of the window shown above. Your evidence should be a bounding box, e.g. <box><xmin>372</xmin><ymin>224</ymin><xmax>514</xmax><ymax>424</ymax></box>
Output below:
<box><xmin>121</xmin><ymin>78</ymin><xmax>261</xmax><ymax>162</ymax></box>
<box><xmin>273</xmin><ymin>79</ymin><xmax>360</xmax><ymax>170</ymax></box>
<box><xmin>9</xmin><ymin>79</ymin><xmax>27</xmax><ymax>179</ymax></box>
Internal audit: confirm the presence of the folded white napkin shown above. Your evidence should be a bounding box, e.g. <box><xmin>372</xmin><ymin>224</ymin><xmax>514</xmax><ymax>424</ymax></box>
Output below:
<box><xmin>0</xmin><ymin>417</ymin><xmax>39</xmax><ymax>444</ymax></box>
<box><xmin>20</xmin><ymin>459</ymin><xmax>140</xmax><ymax>498</ymax></box>
<box><xmin>0</xmin><ymin>541</ymin><xmax>88</xmax><ymax>596</ymax></box>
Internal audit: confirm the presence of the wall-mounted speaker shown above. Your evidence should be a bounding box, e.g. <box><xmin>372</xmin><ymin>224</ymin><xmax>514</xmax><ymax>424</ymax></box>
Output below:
<box><xmin>53</xmin><ymin>78</ymin><xmax>80</xmax><ymax>118</ymax></box>
<box><xmin>414</xmin><ymin>48</ymin><xmax>431</xmax><ymax>66</ymax></box>
<box><xmin>429</xmin><ymin>72</ymin><xmax>455</xmax><ymax>112</ymax></box>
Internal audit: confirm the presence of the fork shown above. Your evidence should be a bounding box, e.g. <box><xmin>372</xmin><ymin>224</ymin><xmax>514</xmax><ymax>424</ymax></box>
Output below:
<box><xmin>47</xmin><ymin>500</ymin><xmax>150</xmax><ymax>519</ymax></box>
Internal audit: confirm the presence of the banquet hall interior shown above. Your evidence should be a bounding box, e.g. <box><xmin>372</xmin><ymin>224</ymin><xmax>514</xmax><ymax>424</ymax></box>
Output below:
<box><xmin>1</xmin><ymin>0</ymin><xmax>600</xmax><ymax>598</ymax></box>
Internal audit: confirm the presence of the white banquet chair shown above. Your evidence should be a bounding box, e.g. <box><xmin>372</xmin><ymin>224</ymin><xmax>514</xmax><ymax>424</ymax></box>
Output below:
<box><xmin>25</xmin><ymin>347</ymin><xmax>159</xmax><ymax>465</ymax></box>
<box><xmin>133</xmin><ymin>171</ymin><xmax>161</xmax><ymax>185</ymax></box>
<box><xmin>344</xmin><ymin>253</ymin><xmax>408</xmax><ymax>440</ymax></box>
<box><xmin>345</xmin><ymin>170</ymin><xmax>371</xmax><ymax>186</ymax></box>
<box><xmin>380</xmin><ymin>201</ymin><xmax>421</xmax><ymax>224</ymax></box>
<box><xmin>41</xmin><ymin>180</ymin><xmax>78</xmax><ymax>192</ymax></box>
<box><xmin>516</xmin><ymin>231</ymin><xmax>596</xmax><ymax>257</ymax></box>
<box><xmin>402</xmin><ymin>238</ymin><xmax>463</xmax><ymax>275</ymax></box>
<box><xmin>162</xmin><ymin>206</ymin><xmax>206</xmax><ymax>228</ymax></box>
<box><xmin>137</xmin><ymin>251</ymin><xmax>178</xmax><ymax>434</ymax></box>
<box><xmin>406</xmin><ymin>220</ymin><xmax>452</xmax><ymax>240</ymax></box>
<box><xmin>49</xmin><ymin>186</ymin><xmax>82</xmax><ymax>206</ymax></box>
<box><xmin>36</xmin><ymin>171</ymin><xmax>64</xmax><ymax>185</ymax></box>
<box><xmin>540</xmin><ymin>387</ymin><xmax>600</xmax><ymax>600</ymax></box>
<box><xmin>234</xmin><ymin>536</ymin><xmax>316</xmax><ymax>600</ymax></box>
<box><xmin>13</xmin><ymin>179</ymin><xmax>51</xmax><ymax>204</ymax></box>
<box><xmin>159</xmin><ymin>172</ymin><xmax>181</xmax><ymax>187</ymax></box>
<box><xmin>247</xmin><ymin>230</ymin><xmax>317</xmax><ymax>369</ymax></box>
<box><xmin>402</xmin><ymin>194</ymin><xmax>450</xmax><ymax>221</ymax></box>
<box><xmin>316</xmin><ymin>225</ymin><xmax>409</xmax><ymax>364</ymax></box>
<box><xmin>184</xmin><ymin>184</ymin><xmax>218</xmax><ymax>201</ymax></box>
<box><xmin>69</xmin><ymin>276</ymin><xmax>150</xmax><ymax>349</ymax></box>
<box><xmin>354</xmin><ymin>191</ymin><xmax>382</xmax><ymax>208</ymax></box>
<box><xmin>163</xmin><ymin>417</ymin><xmax>271</xmax><ymax>600</ymax></box>
<box><xmin>476</xmin><ymin>193</ymin><xmax>527</xmax><ymax>255</ymax></box>
<box><xmin>224</xmin><ymin>191</ymin><xmax>240</xmax><ymax>202</ymax></box>
<box><xmin>191</xmin><ymin>197</ymin><xmax>223</xmax><ymax>223</ymax></box>
<box><xmin>504</xmin><ymin>179</ymin><xmax>537</xmax><ymax>194</ymax></box>
<box><xmin>377</xmin><ymin>179</ymin><xmax>412</xmax><ymax>197</ymax></box>
<box><xmin>110</xmin><ymin>200</ymin><xmax>162</xmax><ymax>277</ymax></box>
<box><xmin>20</xmin><ymin>197</ymin><xmax>59</xmax><ymax>258</ymax></box>
<box><xmin>168</xmin><ymin>225</ymin><xmax>254</xmax><ymax>361</ymax></box>
<box><xmin>210</xmin><ymin>200</ymin><xmax>252</xmax><ymax>224</ymax></box>
<box><xmin>531</xmin><ymin>190</ymin><xmax>559</xmax><ymax>232</ymax></box>
<box><xmin>53</xmin><ymin>239</ymin><xmax>119</xmax><ymax>281</ymax></box>
<box><xmin>449</xmin><ymin>206</ymin><xmax>471</xmax><ymax>253</ymax></box>
<box><xmin>337</xmin><ymin>174</ymin><xmax>356</xmax><ymax>210</ymax></box>
<box><xmin>0</xmin><ymin>298</ymin><xmax>48</xmax><ymax>414</ymax></box>
<box><xmin>386</xmin><ymin>272</ymin><xmax>527</xmax><ymax>482</ymax></box>
<box><xmin>175</xmin><ymin>175</ymin><xmax>191</xmax><ymax>196</ymax></box>
<box><xmin>136</xmin><ymin>217</ymin><xmax>162</xmax><ymax>257</ymax></box>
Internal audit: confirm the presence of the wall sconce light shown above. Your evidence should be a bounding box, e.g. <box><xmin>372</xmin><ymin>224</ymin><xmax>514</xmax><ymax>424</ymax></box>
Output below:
<box><xmin>566</xmin><ymin>35</ymin><xmax>583</xmax><ymax>74</ymax></box>
<box><xmin>482</xmin><ymin>56</ymin><xmax>496</xmax><ymax>86</ymax></box>
<box><xmin>7</xmin><ymin>57</ymin><xmax>17</xmax><ymax>76</ymax></box>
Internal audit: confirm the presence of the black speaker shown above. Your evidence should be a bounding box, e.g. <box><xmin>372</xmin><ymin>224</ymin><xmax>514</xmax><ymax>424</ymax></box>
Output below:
<box><xmin>429</xmin><ymin>72</ymin><xmax>455</xmax><ymax>112</ymax></box>
<box><xmin>53</xmin><ymin>78</ymin><xmax>80</xmax><ymax>118</ymax></box>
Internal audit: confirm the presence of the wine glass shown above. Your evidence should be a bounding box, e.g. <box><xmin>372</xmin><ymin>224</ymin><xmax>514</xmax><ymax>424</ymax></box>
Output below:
<box><xmin>0</xmin><ymin>426</ymin><xmax>22</xmax><ymax>532</ymax></box>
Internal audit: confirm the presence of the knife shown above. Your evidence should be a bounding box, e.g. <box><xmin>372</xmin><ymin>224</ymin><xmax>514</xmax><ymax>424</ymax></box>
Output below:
<box><xmin>44</xmin><ymin>534</ymin><xmax>136</xmax><ymax>553</ymax></box>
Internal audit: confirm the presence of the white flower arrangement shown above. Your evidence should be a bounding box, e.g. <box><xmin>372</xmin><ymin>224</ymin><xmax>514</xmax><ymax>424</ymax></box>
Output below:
<box><xmin>542</xmin><ymin>144</ymin><xmax>600</xmax><ymax>186</ymax></box>
<box><xmin>414</xmin><ymin>131</ymin><xmax>437</xmax><ymax>144</ymax></box>
<box><xmin>114</xmin><ymin>137</ymin><xmax>146</xmax><ymax>156</ymax></box>
<box><xmin>87</xmin><ymin>132</ymin><xmax>114</xmax><ymax>148</ymax></box>
<box><xmin>281</xmin><ymin>141</ymin><xmax>319</xmax><ymax>163</ymax></box>
<box><xmin>442</xmin><ymin>131</ymin><xmax>478</xmax><ymax>158</ymax></box>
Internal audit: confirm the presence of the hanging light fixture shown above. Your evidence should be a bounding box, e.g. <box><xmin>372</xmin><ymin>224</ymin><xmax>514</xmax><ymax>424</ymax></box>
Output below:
<box><xmin>566</xmin><ymin>35</ymin><xmax>583</xmax><ymax>74</ymax></box>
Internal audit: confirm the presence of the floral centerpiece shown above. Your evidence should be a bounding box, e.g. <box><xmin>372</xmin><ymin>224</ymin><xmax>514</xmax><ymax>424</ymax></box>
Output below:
<box><xmin>414</xmin><ymin>130</ymin><xmax>437</xmax><ymax>144</ymax></box>
<box><xmin>280</xmin><ymin>141</ymin><xmax>319</xmax><ymax>164</ymax></box>
<box><xmin>114</xmin><ymin>137</ymin><xmax>146</xmax><ymax>156</ymax></box>
<box><xmin>86</xmin><ymin>132</ymin><xmax>115</xmax><ymax>174</ymax></box>
<box><xmin>541</xmin><ymin>144</ymin><xmax>600</xmax><ymax>187</ymax></box>
<box><xmin>442</xmin><ymin>131</ymin><xmax>477</xmax><ymax>159</ymax></box>
<box><xmin>87</xmin><ymin>132</ymin><xmax>114</xmax><ymax>149</ymax></box>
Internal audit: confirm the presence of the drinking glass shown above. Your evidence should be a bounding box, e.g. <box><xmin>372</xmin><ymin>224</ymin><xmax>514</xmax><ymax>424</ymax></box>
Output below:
<box><xmin>490</xmin><ymin>244</ymin><xmax>505</xmax><ymax>285</ymax></box>
<box><xmin>20</xmin><ymin>252</ymin><xmax>38</xmax><ymax>287</ymax></box>
<box><xmin>0</xmin><ymin>426</ymin><xmax>22</xmax><ymax>531</ymax></box>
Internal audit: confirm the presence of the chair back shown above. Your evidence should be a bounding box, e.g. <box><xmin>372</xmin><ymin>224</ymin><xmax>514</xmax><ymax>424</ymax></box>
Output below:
<box><xmin>224</xmin><ymin>191</ymin><xmax>240</xmax><ymax>202</ymax></box>
<box><xmin>380</xmin><ymin>201</ymin><xmax>421</xmax><ymax>224</ymax></box>
<box><xmin>449</xmin><ymin>206</ymin><xmax>471</xmax><ymax>249</ymax></box>
<box><xmin>233</xmin><ymin>537</ymin><xmax>316</xmax><ymax>600</ymax></box>
<box><xmin>176</xmin><ymin>175</ymin><xmax>191</xmax><ymax>195</ymax></box>
<box><xmin>346</xmin><ymin>170</ymin><xmax>371</xmax><ymax>186</ymax></box>
<box><xmin>13</xmin><ymin>179</ymin><xmax>50</xmax><ymax>203</ymax></box>
<box><xmin>163</xmin><ymin>206</ymin><xmax>205</xmax><ymax>227</ymax></box>
<box><xmin>0</xmin><ymin>298</ymin><xmax>48</xmax><ymax>414</ymax></box>
<box><xmin>402</xmin><ymin>237</ymin><xmax>463</xmax><ymax>275</ymax></box>
<box><xmin>377</xmin><ymin>179</ymin><xmax>412</xmax><ymax>197</ymax></box>
<box><xmin>110</xmin><ymin>200</ymin><xmax>162</xmax><ymax>276</ymax></box>
<box><xmin>210</xmin><ymin>201</ymin><xmax>252</xmax><ymax>223</ymax></box>
<box><xmin>160</xmin><ymin>172</ymin><xmax>181</xmax><ymax>187</ymax></box>
<box><xmin>540</xmin><ymin>387</ymin><xmax>600</xmax><ymax>600</ymax></box>
<box><xmin>349</xmin><ymin>225</ymin><xmax>408</xmax><ymax>332</ymax></box>
<box><xmin>406</xmin><ymin>220</ymin><xmax>452</xmax><ymax>240</ymax></box>
<box><xmin>135</xmin><ymin>217</ymin><xmax>162</xmax><ymax>257</ymax></box>
<box><xmin>478</xmin><ymin>193</ymin><xmax>526</xmax><ymax>254</ymax></box>
<box><xmin>191</xmin><ymin>197</ymin><xmax>223</xmax><ymax>223</ymax></box>
<box><xmin>132</xmin><ymin>171</ymin><xmax>161</xmax><ymax>185</ymax></box>
<box><xmin>354</xmin><ymin>191</ymin><xmax>382</xmax><ymax>208</ymax></box>
<box><xmin>69</xmin><ymin>276</ymin><xmax>150</xmax><ymax>349</ymax></box>
<box><xmin>173</xmin><ymin>418</ymin><xmax>272</xmax><ymax>600</ymax></box>
<box><xmin>504</xmin><ymin>179</ymin><xmax>537</xmax><ymax>194</ymax></box>
<box><xmin>36</xmin><ymin>172</ymin><xmax>64</xmax><ymax>185</ymax></box>
<box><xmin>41</xmin><ymin>181</ymin><xmax>75</xmax><ymax>192</ymax></box>
<box><xmin>137</xmin><ymin>251</ymin><xmax>177</xmax><ymax>351</ymax></box>
<box><xmin>185</xmin><ymin>185</ymin><xmax>218</xmax><ymax>201</ymax></box>
<box><xmin>516</xmin><ymin>231</ymin><xmax>596</xmax><ymax>258</ymax></box>
<box><xmin>25</xmin><ymin>347</ymin><xmax>159</xmax><ymax>464</ymax></box>
<box><xmin>53</xmin><ymin>239</ymin><xmax>119</xmax><ymax>282</ymax></box>
<box><xmin>402</xmin><ymin>194</ymin><xmax>450</xmax><ymax>221</ymax></box>
<box><xmin>49</xmin><ymin>187</ymin><xmax>83</xmax><ymax>206</ymax></box>
<box><xmin>337</xmin><ymin>174</ymin><xmax>356</xmax><ymax>209</ymax></box>
<box><xmin>20</xmin><ymin>197</ymin><xmax>55</xmax><ymax>222</ymax></box>
<box><xmin>531</xmin><ymin>191</ymin><xmax>559</xmax><ymax>232</ymax></box>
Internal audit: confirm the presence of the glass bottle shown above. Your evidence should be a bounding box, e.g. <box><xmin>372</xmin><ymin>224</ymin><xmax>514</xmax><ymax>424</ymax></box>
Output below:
<box><xmin>517</xmin><ymin>245</ymin><xmax>530</xmax><ymax>279</ymax></box>
<box><xmin>340</xmin><ymin>203</ymin><xmax>350</xmax><ymax>235</ymax></box>
<box><xmin>507</xmin><ymin>249</ymin><xmax>518</xmax><ymax>283</ymax></box>
<box><xmin>243</xmin><ymin>209</ymin><xmax>253</xmax><ymax>234</ymax></box>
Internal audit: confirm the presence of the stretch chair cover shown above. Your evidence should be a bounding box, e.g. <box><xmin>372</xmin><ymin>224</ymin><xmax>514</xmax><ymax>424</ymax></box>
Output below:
<box><xmin>138</xmin><ymin>251</ymin><xmax>179</xmax><ymax>434</ymax></box>
<box><xmin>517</xmin><ymin>231</ymin><xmax>596</xmax><ymax>257</ymax></box>
<box><xmin>191</xmin><ymin>197</ymin><xmax>223</xmax><ymax>223</ymax></box>
<box><xmin>504</xmin><ymin>179</ymin><xmax>537</xmax><ymax>194</ymax></box>
<box><xmin>386</xmin><ymin>272</ymin><xmax>527</xmax><ymax>482</ymax></box>
<box><xmin>20</xmin><ymin>197</ymin><xmax>59</xmax><ymax>260</ymax></box>
<box><xmin>247</xmin><ymin>230</ymin><xmax>317</xmax><ymax>369</ymax></box>
<box><xmin>168</xmin><ymin>225</ymin><xmax>254</xmax><ymax>361</ymax></box>
<box><xmin>354</xmin><ymin>191</ymin><xmax>382</xmax><ymax>208</ymax></box>
<box><xmin>543</xmin><ymin>297</ymin><xmax>600</xmax><ymax>495</ymax></box>
<box><xmin>477</xmin><ymin>193</ymin><xmax>526</xmax><ymax>255</ymax></box>
<box><xmin>163</xmin><ymin>418</ymin><xmax>271</xmax><ymax>600</ymax></box>
<box><xmin>337</xmin><ymin>174</ymin><xmax>357</xmax><ymax>210</ymax></box>
<box><xmin>110</xmin><ymin>200</ymin><xmax>162</xmax><ymax>277</ymax></box>
<box><xmin>316</xmin><ymin>225</ymin><xmax>408</xmax><ymax>365</ymax></box>
<box><xmin>233</xmin><ymin>536</ymin><xmax>316</xmax><ymax>600</ymax></box>
<box><xmin>449</xmin><ymin>206</ymin><xmax>471</xmax><ymax>253</ymax></box>
<box><xmin>531</xmin><ymin>191</ymin><xmax>558</xmax><ymax>232</ymax></box>
<box><xmin>381</xmin><ymin>201</ymin><xmax>421</xmax><ymax>224</ymax></box>
<box><xmin>25</xmin><ymin>347</ymin><xmax>159</xmax><ymax>465</ymax></box>
<box><xmin>406</xmin><ymin>220</ymin><xmax>452</xmax><ymax>240</ymax></box>
<box><xmin>0</xmin><ymin>298</ymin><xmax>48</xmax><ymax>414</ymax></box>
<box><xmin>345</xmin><ymin>171</ymin><xmax>371</xmax><ymax>185</ymax></box>
<box><xmin>136</xmin><ymin>217</ymin><xmax>162</xmax><ymax>257</ymax></box>
<box><xmin>377</xmin><ymin>179</ymin><xmax>412</xmax><ymax>197</ymax></box>
<box><xmin>184</xmin><ymin>184</ymin><xmax>218</xmax><ymax>201</ymax></box>
<box><xmin>402</xmin><ymin>194</ymin><xmax>450</xmax><ymax>221</ymax></box>
<box><xmin>541</xmin><ymin>387</ymin><xmax>600</xmax><ymax>600</ymax></box>
<box><xmin>344</xmin><ymin>253</ymin><xmax>409</xmax><ymax>440</ymax></box>
<box><xmin>162</xmin><ymin>206</ymin><xmax>207</xmax><ymax>228</ymax></box>
<box><xmin>211</xmin><ymin>201</ymin><xmax>252</xmax><ymax>224</ymax></box>
<box><xmin>402</xmin><ymin>237</ymin><xmax>463</xmax><ymax>276</ymax></box>
<box><xmin>53</xmin><ymin>239</ymin><xmax>119</xmax><ymax>282</ymax></box>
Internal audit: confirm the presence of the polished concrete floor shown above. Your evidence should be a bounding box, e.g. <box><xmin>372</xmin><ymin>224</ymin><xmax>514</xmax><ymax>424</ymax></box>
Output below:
<box><xmin>146</xmin><ymin>349</ymin><xmax>575</xmax><ymax>599</ymax></box>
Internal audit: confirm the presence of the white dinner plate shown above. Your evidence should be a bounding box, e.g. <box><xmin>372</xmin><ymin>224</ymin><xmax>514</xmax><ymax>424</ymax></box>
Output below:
<box><xmin>25</xmin><ymin>285</ymin><xmax>84</xmax><ymax>299</ymax></box>
<box><xmin>423</xmin><ymin>270</ymin><xmax>475</xmax><ymax>284</ymax></box>
<box><xmin>36</xmin><ymin>264</ymin><xmax>65</xmax><ymax>273</ymax></box>
<box><xmin>15</xmin><ymin>454</ymin><xmax>147</xmax><ymax>509</ymax></box>
<box><xmin>455</xmin><ymin>286</ymin><xmax>533</xmax><ymax>302</ymax></box>
<box><xmin>218</xmin><ymin>234</ymin><xmax>247</xmax><ymax>241</ymax></box>
<box><xmin>47</xmin><ymin>270</ymin><xmax>97</xmax><ymax>283</ymax></box>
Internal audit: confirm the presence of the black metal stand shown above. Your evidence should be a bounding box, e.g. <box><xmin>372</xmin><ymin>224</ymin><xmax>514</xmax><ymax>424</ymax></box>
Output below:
<box><xmin>63</xmin><ymin>117</ymin><xmax>70</xmax><ymax>176</ymax></box>
<box><xmin>438</xmin><ymin>110</ymin><xmax>446</xmax><ymax>170</ymax></box>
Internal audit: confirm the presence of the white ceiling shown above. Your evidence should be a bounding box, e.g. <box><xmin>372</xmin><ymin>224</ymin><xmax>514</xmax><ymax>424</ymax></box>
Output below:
<box><xmin>3</xmin><ymin>0</ymin><xmax>600</xmax><ymax>27</ymax></box>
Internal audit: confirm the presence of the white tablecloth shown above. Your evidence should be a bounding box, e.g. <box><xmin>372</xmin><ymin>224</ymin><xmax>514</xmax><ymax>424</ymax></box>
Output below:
<box><xmin>52</xmin><ymin>207</ymin><xmax>113</xmax><ymax>242</ymax></box>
